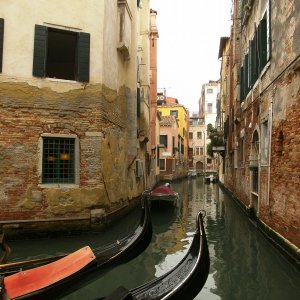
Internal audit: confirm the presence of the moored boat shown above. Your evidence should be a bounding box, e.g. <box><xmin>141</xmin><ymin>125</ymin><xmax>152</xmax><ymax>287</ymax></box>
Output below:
<box><xmin>0</xmin><ymin>192</ymin><xmax>152</xmax><ymax>299</ymax></box>
<box><xmin>97</xmin><ymin>210</ymin><xmax>210</xmax><ymax>300</ymax></box>
<box><xmin>149</xmin><ymin>183</ymin><xmax>179</xmax><ymax>207</ymax></box>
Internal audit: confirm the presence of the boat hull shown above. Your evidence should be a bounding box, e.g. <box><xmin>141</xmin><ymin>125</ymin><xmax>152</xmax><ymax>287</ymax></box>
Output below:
<box><xmin>1</xmin><ymin>192</ymin><xmax>152</xmax><ymax>299</ymax></box>
<box><xmin>97</xmin><ymin>210</ymin><xmax>210</xmax><ymax>300</ymax></box>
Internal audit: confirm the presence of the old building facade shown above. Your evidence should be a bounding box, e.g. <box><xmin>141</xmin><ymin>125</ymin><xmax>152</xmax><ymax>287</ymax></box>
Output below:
<box><xmin>157</xmin><ymin>97</ymin><xmax>189</xmax><ymax>179</ymax></box>
<box><xmin>0</xmin><ymin>1</ymin><xmax>152</xmax><ymax>230</ymax></box>
<box><xmin>221</xmin><ymin>0</ymin><xmax>300</xmax><ymax>263</ymax></box>
<box><xmin>188</xmin><ymin>112</ymin><xmax>206</xmax><ymax>173</ymax></box>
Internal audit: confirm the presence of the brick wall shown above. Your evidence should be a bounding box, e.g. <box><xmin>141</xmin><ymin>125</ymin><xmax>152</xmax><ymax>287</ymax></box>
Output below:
<box><xmin>0</xmin><ymin>82</ymin><xmax>137</xmax><ymax>223</ymax></box>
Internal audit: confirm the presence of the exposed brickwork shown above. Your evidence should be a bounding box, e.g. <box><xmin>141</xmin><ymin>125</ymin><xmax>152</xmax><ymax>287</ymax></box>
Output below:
<box><xmin>0</xmin><ymin>82</ymin><xmax>135</xmax><ymax>223</ymax></box>
<box><xmin>223</xmin><ymin>0</ymin><xmax>300</xmax><ymax>252</ymax></box>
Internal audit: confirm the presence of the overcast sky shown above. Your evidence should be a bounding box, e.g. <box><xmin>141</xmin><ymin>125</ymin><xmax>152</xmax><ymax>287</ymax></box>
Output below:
<box><xmin>150</xmin><ymin>0</ymin><xmax>233</xmax><ymax>112</ymax></box>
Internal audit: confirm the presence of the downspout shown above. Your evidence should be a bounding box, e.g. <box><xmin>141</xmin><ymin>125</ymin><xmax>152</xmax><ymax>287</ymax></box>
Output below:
<box><xmin>267</xmin><ymin>97</ymin><xmax>273</xmax><ymax>208</ymax></box>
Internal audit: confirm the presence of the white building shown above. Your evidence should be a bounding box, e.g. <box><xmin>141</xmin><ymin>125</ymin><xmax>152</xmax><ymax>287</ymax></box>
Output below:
<box><xmin>199</xmin><ymin>81</ymin><xmax>220</xmax><ymax>128</ymax></box>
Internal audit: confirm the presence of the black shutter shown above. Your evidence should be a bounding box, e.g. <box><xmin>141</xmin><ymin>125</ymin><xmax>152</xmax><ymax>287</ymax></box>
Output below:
<box><xmin>250</xmin><ymin>35</ymin><xmax>258</xmax><ymax>86</ymax></box>
<box><xmin>240</xmin><ymin>66</ymin><xmax>244</xmax><ymax>101</ymax></box>
<box><xmin>77</xmin><ymin>32</ymin><xmax>90</xmax><ymax>82</ymax></box>
<box><xmin>258</xmin><ymin>17</ymin><xmax>267</xmax><ymax>71</ymax></box>
<box><xmin>0</xmin><ymin>18</ymin><xmax>4</xmax><ymax>72</ymax></box>
<box><xmin>137</xmin><ymin>88</ymin><xmax>141</xmax><ymax>117</ymax></box>
<box><xmin>33</xmin><ymin>25</ymin><xmax>47</xmax><ymax>77</ymax></box>
<box><xmin>244</xmin><ymin>54</ymin><xmax>249</xmax><ymax>95</ymax></box>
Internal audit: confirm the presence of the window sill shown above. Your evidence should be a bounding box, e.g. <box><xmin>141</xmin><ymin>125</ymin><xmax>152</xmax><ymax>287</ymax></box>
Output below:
<box><xmin>46</xmin><ymin>77</ymin><xmax>79</xmax><ymax>84</ymax></box>
<box><xmin>251</xmin><ymin>191</ymin><xmax>258</xmax><ymax>197</ymax></box>
<box><xmin>39</xmin><ymin>183</ymin><xmax>79</xmax><ymax>189</ymax></box>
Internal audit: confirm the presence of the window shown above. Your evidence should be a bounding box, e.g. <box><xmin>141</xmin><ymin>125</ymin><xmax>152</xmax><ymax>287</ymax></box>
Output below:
<box><xmin>195</xmin><ymin>147</ymin><xmax>200</xmax><ymax>155</ymax></box>
<box><xmin>240</xmin><ymin>4</ymin><xmax>271</xmax><ymax>101</ymax></box>
<box><xmin>170</xmin><ymin>110</ymin><xmax>178</xmax><ymax>118</ymax></box>
<box><xmin>207</xmin><ymin>88</ymin><xmax>213</xmax><ymax>93</ymax></box>
<box><xmin>197</xmin><ymin>131</ymin><xmax>202</xmax><ymax>139</ymax></box>
<box><xmin>261</xmin><ymin>121</ymin><xmax>269</xmax><ymax>164</ymax></box>
<box><xmin>42</xmin><ymin>137</ymin><xmax>75</xmax><ymax>184</ymax></box>
<box><xmin>159</xmin><ymin>158</ymin><xmax>166</xmax><ymax>171</ymax></box>
<box><xmin>160</xmin><ymin>135</ymin><xmax>168</xmax><ymax>148</ymax></box>
<box><xmin>207</xmin><ymin>103</ymin><xmax>213</xmax><ymax>114</ymax></box>
<box><xmin>33</xmin><ymin>25</ymin><xmax>90</xmax><ymax>82</ymax></box>
<box><xmin>252</xmin><ymin>167</ymin><xmax>259</xmax><ymax>193</ymax></box>
<box><xmin>189</xmin><ymin>132</ymin><xmax>193</xmax><ymax>139</ymax></box>
<box><xmin>240</xmin><ymin>137</ymin><xmax>245</xmax><ymax>167</ymax></box>
<box><xmin>0</xmin><ymin>18</ymin><xmax>3</xmax><ymax>72</ymax></box>
<box><xmin>200</xmin><ymin>147</ymin><xmax>204</xmax><ymax>155</ymax></box>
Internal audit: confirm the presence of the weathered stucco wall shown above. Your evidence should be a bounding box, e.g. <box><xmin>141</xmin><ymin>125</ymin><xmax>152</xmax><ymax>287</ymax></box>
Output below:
<box><xmin>0</xmin><ymin>82</ymin><xmax>139</xmax><ymax>222</ymax></box>
<box><xmin>0</xmin><ymin>0</ymin><xmax>104</xmax><ymax>84</ymax></box>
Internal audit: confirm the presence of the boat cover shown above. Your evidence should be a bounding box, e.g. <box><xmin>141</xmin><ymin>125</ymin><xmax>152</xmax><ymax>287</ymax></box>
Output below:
<box><xmin>150</xmin><ymin>185</ymin><xmax>177</xmax><ymax>196</ymax></box>
<box><xmin>4</xmin><ymin>246</ymin><xmax>96</xmax><ymax>299</ymax></box>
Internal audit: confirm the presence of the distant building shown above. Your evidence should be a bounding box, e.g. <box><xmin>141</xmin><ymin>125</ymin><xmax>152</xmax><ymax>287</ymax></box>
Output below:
<box><xmin>158</xmin><ymin>115</ymin><xmax>179</xmax><ymax>180</ymax></box>
<box><xmin>157</xmin><ymin>97</ymin><xmax>189</xmax><ymax>179</ymax></box>
<box><xmin>199</xmin><ymin>81</ymin><xmax>220</xmax><ymax>171</ymax></box>
<box><xmin>188</xmin><ymin>112</ymin><xmax>206</xmax><ymax>172</ymax></box>
<box><xmin>199</xmin><ymin>81</ymin><xmax>220</xmax><ymax>128</ymax></box>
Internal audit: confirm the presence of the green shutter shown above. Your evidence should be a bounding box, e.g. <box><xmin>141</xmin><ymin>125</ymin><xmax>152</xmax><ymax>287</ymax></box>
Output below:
<box><xmin>77</xmin><ymin>32</ymin><xmax>90</xmax><ymax>82</ymax></box>
<box><xmin>259</xmin><ymin>17</ymin><xmax>267</xmax><ymax>71</ymax></box>
<box><xmin>244</xmin><ymin>54</ymin><xmax>249</xmax><ymax>95</ymax></box>
<box><xmin>137</xmin><ymin>88</ymin><xmax>141</xmax><ymax>117</ymax></box>
<box><xmin>33</xmin><ymin>25</ymin><xmax>47</xmax><ymax>77</ymax></box>
<box><xmin>0</xmin><ymin>18</ymin><xmax>4</xmax><ymax>72</ymax></box>
<box><xmin>267</xmin><ymin>0</ymin><xmax>271</xmax><ymax>61</ymax></box>
<box><xmin>240</xmin><ymin>66</ymin><xmax>244</xmax><ymax>101</ymax></box>
<box><xmin>250</xmin><ymin>35</ymin><xmax>258</xmax><ymax>86</ymax></box>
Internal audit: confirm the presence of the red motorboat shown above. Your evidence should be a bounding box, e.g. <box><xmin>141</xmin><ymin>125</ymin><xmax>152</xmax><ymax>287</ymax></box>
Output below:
<box><xmin>149</xmin><ymin>183</ymin><xmax>179</xmax><ymax>206</ymax></box>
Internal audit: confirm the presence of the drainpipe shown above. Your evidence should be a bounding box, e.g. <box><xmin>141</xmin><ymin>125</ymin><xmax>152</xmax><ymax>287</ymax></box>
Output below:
<box><xmin>267</xmin><ymin>98</ymin><xmax>273</xmax><ymax>208</ymax></box>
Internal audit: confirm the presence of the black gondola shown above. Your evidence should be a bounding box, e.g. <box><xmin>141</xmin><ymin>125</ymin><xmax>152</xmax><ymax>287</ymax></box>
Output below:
<box><xmin>98</xmin><ymin>210</ymin><xmax>210</xmax><ymax>300</ymax></box>
<box><xmin>0</xmin><ymin>192</ymin><xmax>152</xmax><ymax>299</ymax></box>
<box><xmin>0</xmin><ymin>233</ymin><xmax>11</xmax><ymax>264</ymax></box>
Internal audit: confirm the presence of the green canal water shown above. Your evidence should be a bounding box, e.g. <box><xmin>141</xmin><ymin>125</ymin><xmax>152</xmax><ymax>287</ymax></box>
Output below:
<box><xmin>7</xmin><ymin>177</ymin><xmax>300</xmax><ymax>299</ymax></box>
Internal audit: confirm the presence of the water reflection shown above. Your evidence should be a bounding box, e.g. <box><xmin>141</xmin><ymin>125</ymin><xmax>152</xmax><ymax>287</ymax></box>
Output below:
<box><xmin>7</xmin><ymin>177</ymin><xmax>300</xmax><ymax>300</ymax></box>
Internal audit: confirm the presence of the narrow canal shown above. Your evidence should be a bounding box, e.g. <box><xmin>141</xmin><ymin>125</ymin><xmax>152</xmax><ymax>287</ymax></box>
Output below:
<box><xmin>8</xmin><ymin>177</ymin><xmax>300</xmax><ymax>299</ymax></box>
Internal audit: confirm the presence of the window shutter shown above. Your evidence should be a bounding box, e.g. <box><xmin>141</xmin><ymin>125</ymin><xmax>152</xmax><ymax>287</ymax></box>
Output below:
<box><xmin>259</xmin><ymin>17</ymin><xmax>267</xmax><ymax>71</ymax></box>
<box><xmin>250</xmin><ymin>35</ymin><xmax>258</xmax><ymax>86</ymax></box>
<box><xmin>240</xmin><ymin>66</ymin><xmax>244</xmax><ymax>101</ymax></box>
<box><xmin>137</xmin><ymin>88</ymin><xmax>141</xmax><ymax>117</ymax></box>
<box><xmin>266</xmin><ymin>0</ymin><xmax>271</xmax><ymax>61</ymax></box>
<box><xmin>77</xmin><ymin>32</ymin><xmax>90</xmax><ymax>82</ymax></box>
<box><xmin>244</xmin><ymin>54</ymin><xmax>249</xmax><ymax>95</ymax></box>
<box><xmin>33</xmin><ymin>25</ymin><xmax>47</xmax><ymax>77</ymax></box>
<box><xmin>0</xmin><ymin>18</ymin><xmax>4</xmax><ymax>72</ymax></box>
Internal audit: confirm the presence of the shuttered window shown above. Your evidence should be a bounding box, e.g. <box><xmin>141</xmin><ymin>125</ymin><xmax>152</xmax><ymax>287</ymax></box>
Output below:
<box><xmin>250</xmin><ymin>32</ymin><xmax>258</xmax><ymax>86</ymax></box>
<box><xmin>33</xmin><ymin>25</ymin><xmax>90</xmax><ymax>82</ymax></box>
<box><xmin>137</xmin><ymin>88</ymin><xmax>141</xmax><ymax>118</ymax></box>
<box><xmin>0</xmin><ymin>18</ymin><xmax>4</xmax><ymax>72</ymax></box>
<box><xmin>240</xmin><ymin>3</ymin><xmax>271</xmax><ymax>101</ymax></box>
<box><xmin>258</xmin><ymin>15</ymin><xmax>268</xmax><ymax>71</ymax></box>
<box><xmin>240</xmin><ymin>66</ymin><xmax>244</xmax><ymax>101</ymax></box>
<box><xmin>33</xmin><ymin>25</ymin><xmax>48</xmax><ymax>77</ymax></box>
<box><xmin>77</xmin><ymin>32</ymin><xmax>90</xmax><ymax>82</ymax></box>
